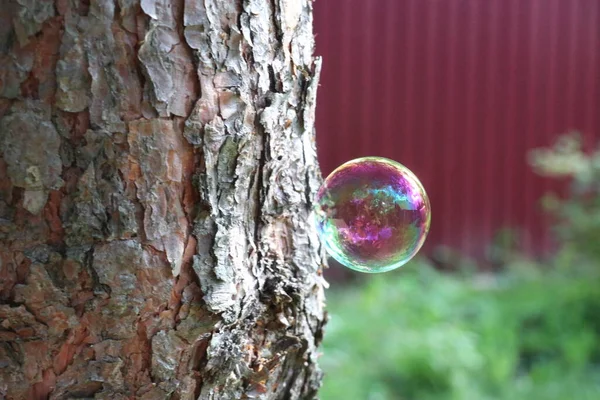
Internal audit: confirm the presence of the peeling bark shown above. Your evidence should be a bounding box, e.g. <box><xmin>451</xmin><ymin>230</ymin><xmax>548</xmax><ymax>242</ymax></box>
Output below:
<box><xmin>0</xmin><ymin>0</ymin><xmax>326</xmax><ymax>399</ymax></box>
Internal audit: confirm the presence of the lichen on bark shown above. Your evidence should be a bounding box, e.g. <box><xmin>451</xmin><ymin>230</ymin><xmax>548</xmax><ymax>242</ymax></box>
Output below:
<box><xmin>0</xmin><ymin>0</ymin><xmax>326</xmax><ymax>399</ymax></box>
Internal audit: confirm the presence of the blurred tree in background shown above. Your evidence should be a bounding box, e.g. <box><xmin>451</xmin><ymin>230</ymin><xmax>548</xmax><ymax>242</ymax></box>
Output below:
<box><xmin>530</xmin><ymin>133</ymin><xmax>600</xmax><ymax>260</ymax></box>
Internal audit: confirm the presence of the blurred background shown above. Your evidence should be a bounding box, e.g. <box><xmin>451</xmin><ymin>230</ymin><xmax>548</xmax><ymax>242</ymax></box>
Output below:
<box><xmin>313</xmin><ymin>0</ymin><xmax>600</xmax><ymax>399</ymax></box>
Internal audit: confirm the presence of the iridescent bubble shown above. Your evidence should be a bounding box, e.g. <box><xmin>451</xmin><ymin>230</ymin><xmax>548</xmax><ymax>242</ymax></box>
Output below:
<box><xmin>314</xmin><ymin>157</ymin><xmax>431</xmax><ymax>273</ymax></box>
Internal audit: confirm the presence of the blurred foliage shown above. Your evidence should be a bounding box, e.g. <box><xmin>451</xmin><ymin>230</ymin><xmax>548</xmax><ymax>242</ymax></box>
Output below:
<box><xmin>529</xmin><ymin>133</ymin><xmax>600</xmax><ymax>259</ymax></box>
<box><xmin>321</xmin><ymin>134</ymin><xmax>600</xmax><ymax>399</ymax></box>
<box><xmin>321</xmin><ymin>260</ymin><xmax>600</xmax><ymax>400</ymax></box>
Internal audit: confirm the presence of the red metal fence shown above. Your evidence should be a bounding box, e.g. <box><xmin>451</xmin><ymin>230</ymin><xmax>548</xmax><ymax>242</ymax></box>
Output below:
<box><xmin>314</xmin><ymin>0</ymin><xmax>600</xmax><ymax>260</ymax></box>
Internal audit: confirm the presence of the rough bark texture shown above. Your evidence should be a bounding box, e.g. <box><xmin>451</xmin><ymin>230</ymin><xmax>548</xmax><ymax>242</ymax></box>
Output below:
<box><xmin>0</xmin><ymin>0</ymin><xmax>327</xmax><ymax>398</ymax></box>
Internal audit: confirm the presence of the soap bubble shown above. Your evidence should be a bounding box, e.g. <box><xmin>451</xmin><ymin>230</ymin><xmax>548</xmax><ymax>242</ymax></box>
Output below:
<box><xmin>314</xmin><ymin>157</ymin><xmax>431</xmax><ymax>273</ymax></box>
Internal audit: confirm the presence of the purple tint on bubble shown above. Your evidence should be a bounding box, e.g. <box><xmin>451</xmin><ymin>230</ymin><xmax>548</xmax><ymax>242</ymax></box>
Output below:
<box><xmin>314</xmin><ymin>157</ymin><xmax>431</xmax><ymax>273</ymax></box>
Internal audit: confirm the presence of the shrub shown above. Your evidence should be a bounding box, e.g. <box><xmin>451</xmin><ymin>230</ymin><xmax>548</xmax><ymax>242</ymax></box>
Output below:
<box><xmin>321</xmin><ymin>261</ymin><xmax>600</xmax><ymax>399</ymax></box>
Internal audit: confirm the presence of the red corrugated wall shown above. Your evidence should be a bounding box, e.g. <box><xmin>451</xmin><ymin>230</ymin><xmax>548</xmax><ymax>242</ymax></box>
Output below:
<box><xmin>314</xmin><ymin>0</ymin><xmax>600</xmax><ymax>260</ymax></box>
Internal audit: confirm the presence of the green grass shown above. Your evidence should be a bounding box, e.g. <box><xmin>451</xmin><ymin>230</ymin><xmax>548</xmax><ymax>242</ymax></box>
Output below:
<box><xmin>320</xmin><ymin>258</ymin><xmax>600</xmax><ymax>400</ymax></box>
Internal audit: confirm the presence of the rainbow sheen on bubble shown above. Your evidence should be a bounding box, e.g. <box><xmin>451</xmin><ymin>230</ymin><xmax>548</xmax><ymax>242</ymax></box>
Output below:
<box><xmin>314</xmin><ymin>157</ymin><xmax>431</xmax><ymax>273</ymax></box>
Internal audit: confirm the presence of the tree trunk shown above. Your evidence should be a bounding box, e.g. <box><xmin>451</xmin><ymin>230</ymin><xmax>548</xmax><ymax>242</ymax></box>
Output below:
<box><xmin>0</xmin><ymin>0</ymin><xmax>327</xmax><ymax>398</ymax></box>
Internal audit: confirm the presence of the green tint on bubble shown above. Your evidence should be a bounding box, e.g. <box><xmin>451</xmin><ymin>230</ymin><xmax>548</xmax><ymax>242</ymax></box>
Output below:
<box><xmin>314</xmin><ymin>157</ymin><xmax>431</xmax><ymax>273</ymax></box>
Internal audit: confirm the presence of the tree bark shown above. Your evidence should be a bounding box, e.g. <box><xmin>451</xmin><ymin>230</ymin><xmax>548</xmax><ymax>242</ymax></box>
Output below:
<box><xmin>0</xmin><ymin>0</ymin><xmax>327</xmax><ymax>399</ymax></box>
